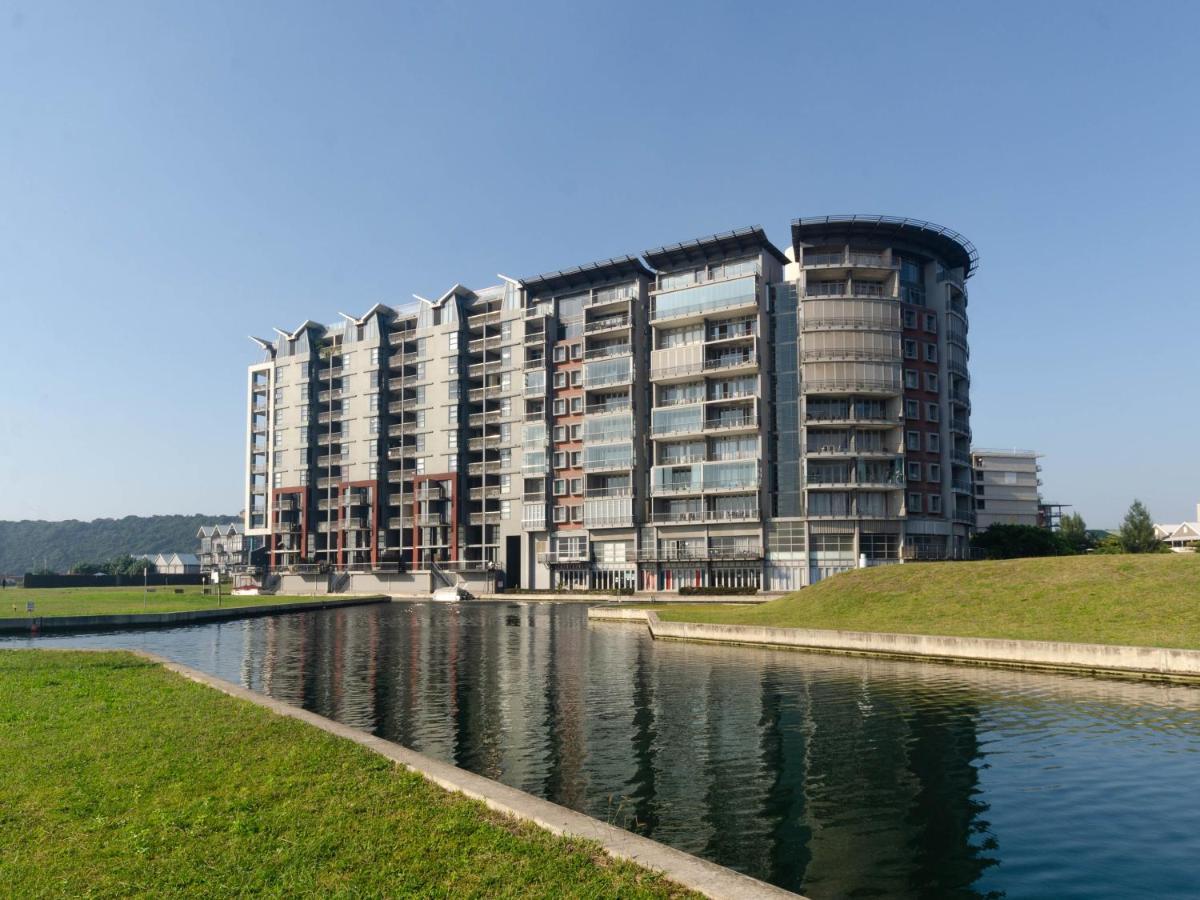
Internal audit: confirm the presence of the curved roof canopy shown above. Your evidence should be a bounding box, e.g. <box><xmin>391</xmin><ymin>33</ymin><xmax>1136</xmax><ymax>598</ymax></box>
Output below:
<box><xmin>792</xmin><ymin>215</ymin><xmax>979</xmax><ymax>279</ymax></box>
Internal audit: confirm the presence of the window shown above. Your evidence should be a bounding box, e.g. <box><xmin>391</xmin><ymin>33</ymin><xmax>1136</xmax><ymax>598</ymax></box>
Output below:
<box><xmin>554</xmin><ymin>372</ymin><xmax>567</xmax><ymax>388</ymax></box>
<box><xmin>570</xmin><ymin>397</ymin><xmax>582</xmax><ymax>414</ymax></box>
<box><xmin>927</xmin><ymin>433</ymin><xmax>940</xmax><ymax>453</ymax></box>
<box><xmin>273</xmin><ymin>472</ymin><xmax>283</xmax><ymax>487</ymax></box>
<box><xmin>902</xmin><ymin>309</ymin><xmax>917</xmax><ymax>329</ymax></box>
<box><xmin>274</xmin><ymin>387</ymin><xmax>283</xmax><ymax>404</ymax></box>
<box><xmin>928</xmin><ymin>463</ymin><xmax>941</xmax><ymax>482</ymax></box>
<box><xmin>448</xmin><ymin>455</ymin><xmax>457</xmax><ymax>471</ymax></box>
<box><xmin>414</xmin><ymin>434</ymin><xmax>425</xmax><ymax>451</ymax></box>
<box><xmin>924</xmin><ymin>343</ymin><xmax>938</xmax><ymax>363</ymax></box>
<box><xmin>448</xmin><ymin>432</ymin><xmax>457</xmax><ymax>450</ymax></box>
<box><xmin>369</xmin><ymin>394</ymin><xmax>379</xmax><ymax>412</ymax></box>
<box><xmin>415</xmin><ymin>410</ymin><xmax>425</xmax><ymax>428</ymax></box>
<box><xmin>571</xmin><ymin>343</ymin><xmax>582</xmax><ymax>360</ymax></box>
<box><xmin>924</xmin><ymin>372</ymin><xmax>939</xmax><ymax>392</ymax></box>
<box><xmin>449</xmin><ymin>406</ymin><xmax>458</xmax><ymax>424</ymax></box>
<box><xmin>924</xmin><ymin>314</ymin><xmax>937</xmax><ymax>333</ymax></box>
<box><xmin>553</xmin><ymin>426</ymin><xmax>566</xmax><ymax>442</ymax></box>
<box><xmin>447</xmin><ymin>359</ymin><xmax>458</xmax><ymax>377</ymax></box>
<box><xmin>554</xmin><ymin>346</ymin><xmax>567</xmax><ymax>362</ymax></box>
<box><xmin>273</xmin><ymin>449</ymin><xmax>284</xmax><ymax>467</ymax></box>
<box><xmin>368</xmin><ymin>461</ymin><xmax>378</xmax><ymax>479</ymax></box>
<box><xmin>908</xmin><ymin>461</ymin><xmax>923</xmax><ymax>480</ymax></box>
<box><xmin>369</xmin><ymin>418</ymin><xmax>379</xmax><ymax>435</ymax></box>
<box><xmin>570</xmin><ymin>369</ymin><xmax>582</xmax><ymax>387</ymax></box>
<box><xmin>570</xmin><ymin>477</ymin><xmax>582</xmax><ymax>495</ymax></box>
<box><xmin>500</xmin><ymin>500</ymin><xmax>511</xmax><ymax>520</ymax></box>
<box><xmin>569</xmin><ymin>450</ymin><xmax>581</xmax><ymax>467</ymax></box>
<box><xmin>415</xmin><ymin>458</ymin><xmax>425</xmax><ymax>474</ymax></box>
<box><xmin>553</xmin><ymin>506</ymin><xmax>567</xmax><ymax>523</ymax></box>
<box><xmin>447</xmin><ymin>382</ymin><xmax>458</xmax><ymax>400</ymax></box>
<box><xmin>298</xmin><ymin>470</ymin><xmax>308</xmax><ymax>486</ymax></box>
<box><xmin>929</xmin><ymin>494</ymin><xmax>943</xmax><ymax>513</ymax></box>
<box><xmin>553</xmin><ymin>399</ymin><xmax>566</xmax><ymax>416</ymax></box>
<box><xmin>571</xmin><ymin>505</ymin><xmax>583</xmax><ymax>522</ymax></box>
<box><xmin>909</xmin><ymin>492</ymin><xmax>924</xmax><ymax>512</ymax></box>
<box><xmin>570</xmin><ymin>424</ymin><xmax>581</xmax><ymax>440</ymax></box>
<box><xmin>370</xmin><ymin>347</ymin><xmax>380</xmax><ymax>365</ymax></box>
<box><xmin>904</xmin><ymin>339</ymin><xmax>918</xmax><ymax>359</ymax></box>
<box><xmin>553</xmin><ymin>452</ymin><xmax>566</xmax><ymax>469</ymax></box>
<box><xmin>904</xmin><ymin>369</ymin><xmax>919</xmax><ymax>389</ymax></box>
<box><xmin>274</xmin><ymin>429</ymin><xmax>284</xmax><ymax>444</ymax></box>
<box><xmin>926</xmin><ymin>402</ymin><xmax>940</xmax><ymax>422</ymax></box>
<box><xmin>553</xmin><ymin>478</ymin><xmax>566</xmax><ymax>495</ymax></box>
<box><xmin>907</xmin><ymin>430</ymin><xmax>921</xmax><ymax>451</ymax></box>
<box><xmin>448</xmin><ymin>333</ymin><xmax>458</xmax><ymax>352</ymax></box>
<box><xmin>976</xmin><ymin>498</ymin><xmax>986</xmax><ymax>509</ymax></box>
<box><xmin>299</xmin><ymin>405</ymin><xmax>309</xmax><ymax>423</ymax></box>
<box><xmin>299</xmin><ymin>426</ymin><xmax>309</xmax><ymax>443</ymax></box>
<box><xmin>905</xmin><ymin>399</ymin><xmax>920</xmax><ymax>419</ymax></box>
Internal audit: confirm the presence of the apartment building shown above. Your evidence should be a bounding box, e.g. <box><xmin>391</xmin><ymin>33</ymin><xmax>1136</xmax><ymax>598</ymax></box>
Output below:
<box><xmin>245</xmin><ymin>215</ymin><xmax>978</xmax><ymax>590</ymax></box>
<box><xmin>971</xmin><ymin>449</ymin><xmax>1042</xmax><ymax>528</ymax></box>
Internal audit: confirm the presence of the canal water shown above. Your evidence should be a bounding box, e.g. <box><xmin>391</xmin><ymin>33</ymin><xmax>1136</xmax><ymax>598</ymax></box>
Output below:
<box><xmin>5</xmin><ymin>601</ymin><xmax>1199</xmax><ymax>899</ymax></box>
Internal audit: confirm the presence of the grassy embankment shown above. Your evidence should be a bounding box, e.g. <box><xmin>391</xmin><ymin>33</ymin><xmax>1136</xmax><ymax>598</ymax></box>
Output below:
<box><xmin>0</xmin><ymin>650</ymin><xmax>689</xmax><ymax>898</ymax></box>
<box><xmin>652</xmin><ymin>554</ymin><xmax>1200</xmax><ymax>649</ymax></box>
<box><xmin>2</xmin><ymin>585</ymin><xmax>340</xmax><ymax>618</ymax></box>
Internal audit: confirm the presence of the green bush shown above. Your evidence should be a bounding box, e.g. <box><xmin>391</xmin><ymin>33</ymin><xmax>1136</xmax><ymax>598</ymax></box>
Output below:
<box><xmin>677</xmin><ymin>585</ymin><xmax>758</xmax><ymax>596</ymax></box>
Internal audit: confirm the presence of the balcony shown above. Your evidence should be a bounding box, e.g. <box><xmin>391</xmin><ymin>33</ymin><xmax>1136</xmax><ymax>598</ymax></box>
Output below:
<box><xmin>317</xmin><ymin>476</ymin><xmax>339</xmax><ymax>490</ymax></box>
<box><xmin>468</xmin><ymin>435</ymin><xmax>503</xmax><ymax>451</ymax></box>
<box><xmin>416</xmin><ymin>484</ymin><xmax>444</xmax><ymax>500</ymax></box>
<box><xmin>538</xmin><ymin>550</ymin><xmax>591</xmax><ymax>564</ymax></box>
<box><xmin>469</xmin><ymin>485</ymin><xmax>502</xmax><ymax>500</ymax></box>
<box><xmin>585</xmin><ymin>315</ymin><xmax>631</xmax><ymax>334</ymax></box>
<box><xmin>803</xmin><ymin>281</ymin><xmax>888</xmax><ymax>300</ymax></box>
<box><xmin>586</xmin><ymin>285</ymin><xmax>636</xmax><ymax>308</ymax></box>
<box><xmin>951</xmin><ymin>448</ymin><xmax>972</xmax><ymax>466</ymax></box>
<box><xmin>467</xmin><ymin>334</ymin><xmax>505</xmax><ymax>353</ymax></box>
<box><xmin>419</xmin><ymin>513</ymin><xmax>444</xmax><ymax>526</ymax></box>
<box><xmin>948</xmin><ymin>360</ymin><xmax>969</xmax><ymax>379</ymax></box>
<box><xmin>704</xmin><ymin>413</ymin><xmax>758</xmax><ymax>433</ymax></box>
<box><xmin>251</xmin><ymin>463</ymin><xmax>267</xmax><ymax>475</ymax></box>
<box><xmin>469</xmin><ymin>385</ymin><xmax>510</xmax><ymax>402</ymax></box>
<box><xmin>317</xmin><ymin>453</ymin><xmax>346</xmax><ymax>467</ymax></box>
<box><xmin>467</xmin><ymin>308</ymin><xmax>502</xmax><ymax>327</ymax></box>
<box><xmin>389</xmin><ymin>397</ymin><xmax>419</xmax><ymax>415</ymax></box>
<box><xmin>316</xmin><ymin>430</ymin><xmax>342</xmax><ymax>445</ymax></box>
<box><xmin>387</xmin><ymin>516</ymin><xmax>408</xmax><ymax>529</ymax></box>
<box><xmin>583</xmin><ymin>343</ymin><xmax>632</xmax><ymax>361</ymax></box>
<box><xmin>388</xmin><ymin>330</ymin><xmax>419</xmax><ymax>348</ymax></box>
<box><xmin>469</xmin><ymin>410</ymin><xmax>504</xmax><ymax>426</ymax></box>
<box><xmin>950</xmin><ymin>416</ymin><xmax>971</xmax><ymax>435</ymax></box>
<box><xmin>637</xmin><ymin>545</ymin><xmax>764</xmax><ymax>562</ymax></box>
<box><xmin>317</xmin><ymin>409</ymin><xmax>341</xmax><ymax>425</ymax></box>
<box><xmin>803</xmin><ymin>251</ymin><xmax>897</xmax><ymax>271</ymax></box>
<box><xmin>317</xmin><ymin>387</ymin><xmax>345</xmax><ymax>403</ymax></box>
<box><xmin>803</xmin><ymin>378</ymin><xmax>901</xmax><ymax>395</ymax></box>
<box><xmin>387</xmin><ymin>445</ymin><xmax>416</xmax><ymax>460</ymax></box>
<box><xmin>389</xmin><ymin>374</ymin><xmax>419</xmax><ymax>390</ymax></box>
<box><xmin>468</xmin><ymin>461</ymin><xmax>503</xmax><ymax>476</ymax></box>
<box><xmin>951</xmin><ymin>480</ymin><xmax>973</xmax><ymax>494</ymax></box>
<box><xmin>704</xmin><ymin>350</ymin><xmax>757</xmax><ymax>372</ymax></box>
<box><xmin>585</xmin><ymin>401</ymin><xmax>632</xmax><ymax>416</ymax></box>
<box><xmin>341</xmin><ymin>517</ymin><xmax>367</xmax><ymax>530</ymax></box>
<box><xmin>523</xmin><ymin>356</ymin><xmax>545</xmax><ymax>370</ymax></box>
<box><xmin>469</xmin><ymin>511</ymin><xmax>501</xmax><ymax>526</ymax></box>
<box><xmin>648</xmin><ymin>506</ymin><xmax>759</xmax><ymax>524</ymax></box>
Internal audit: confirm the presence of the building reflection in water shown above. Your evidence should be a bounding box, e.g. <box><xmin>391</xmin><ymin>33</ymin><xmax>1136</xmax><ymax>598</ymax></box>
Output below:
<box><xmin>225</xmin><ymin>602</ymin><xmax>1200</xmax><ymax>899</ymax></box>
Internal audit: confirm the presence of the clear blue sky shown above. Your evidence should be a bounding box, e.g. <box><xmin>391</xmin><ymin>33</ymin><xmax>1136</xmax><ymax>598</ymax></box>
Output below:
<box><xmin>2</xmin><ymin>1</ymin><xmax>1197</xmax><ymax>528</ymax></box>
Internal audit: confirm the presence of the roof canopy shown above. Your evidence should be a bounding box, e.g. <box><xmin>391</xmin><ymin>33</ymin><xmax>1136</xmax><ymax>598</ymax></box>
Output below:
<box><xmin>792</xmin><ymin>215</ymin><xmax>979</xmax><ymax>278</ymax></box>
<box><xmin>644</xmin><ymin>226</ymin><xmax>787</xmax><ymax>270</ymax></box>
<box><xmin>522</xmin><ymin>254</ymin><xmax>652</xmax><ymax>296</ymax></box>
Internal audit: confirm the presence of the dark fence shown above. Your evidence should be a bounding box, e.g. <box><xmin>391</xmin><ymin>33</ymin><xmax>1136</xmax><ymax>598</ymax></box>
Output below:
<box><xmin>21</xmin><ymin>573</ymin><xmax>207</xmax><ymax>589</ymax></box>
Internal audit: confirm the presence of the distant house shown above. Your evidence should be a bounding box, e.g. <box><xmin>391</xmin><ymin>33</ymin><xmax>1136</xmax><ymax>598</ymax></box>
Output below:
<box><xmin>1154</xmin><ymin>503</ymin><xmax>1200</xmax><ymax>553</ymax></box>
<box><xmin>197</xmin><ymin>523</ymin><xmax>262</xmax><ymax>574</ymax></box>
<box><xmin>153</xmin><ymin>552</ymin><xmax>201</xmax><ymax>575</ymax></box>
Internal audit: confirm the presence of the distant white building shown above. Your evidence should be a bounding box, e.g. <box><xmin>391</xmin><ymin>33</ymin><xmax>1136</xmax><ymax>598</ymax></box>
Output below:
<box><xmin>150</xmin><ymin>552</ymin><xmax>201</xmax><ymax>575</ymax></box>
<box><xmin>972</xmin><ymin>448</ymin><xmax>1042</xmax><ymax>528</ymax></box>
<box><xmin>1154</xmin><ymin>504</ymin><xmax>1200</xmax><ymax>552</ymax></box>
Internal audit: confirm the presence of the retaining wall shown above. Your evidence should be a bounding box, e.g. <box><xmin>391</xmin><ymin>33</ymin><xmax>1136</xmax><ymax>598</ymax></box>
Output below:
<box><xmin>587</xmin><ymin>608</ymin><xmax>1200</xmax><ymax>681</ymax></box>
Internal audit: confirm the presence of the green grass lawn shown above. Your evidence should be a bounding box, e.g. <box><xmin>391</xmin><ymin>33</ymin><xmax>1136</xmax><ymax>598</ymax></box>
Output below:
<box><xmin>650</xmin><ymin>554</ymin><xmax>1200</xmax><ymax>649</ymax></box>
<box><xmin>0</xmin><ymin>650</ymin><xmax>690</xmax><ymax>898</ymax></box>
<box><xmin>1</xmin><ymin>585</ymin><xmax>344</xmax><ymax>618</ymax></box>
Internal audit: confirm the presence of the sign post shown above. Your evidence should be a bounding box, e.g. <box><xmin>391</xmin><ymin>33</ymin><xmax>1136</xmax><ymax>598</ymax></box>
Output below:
<box><xmin>212</xmin><ymin>570</ymin><xmax>221</xmax><ymax>608</ymax></box>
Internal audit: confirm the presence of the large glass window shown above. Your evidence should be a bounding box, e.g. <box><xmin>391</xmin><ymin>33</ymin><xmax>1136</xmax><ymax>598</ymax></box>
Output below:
<box><xmin>653</xmin><ymin>275</ymin><xmax>757</xmax><ymax>320</ymax></box>
<box><xmin>651</xmin><ymin>405</ymin><xmax>703</xmax><ymax>436</ymax></box>
<box><xmin>583</xmin><ymin>357</ymin><xmax>632</xmax><ymax>388</ymax></box>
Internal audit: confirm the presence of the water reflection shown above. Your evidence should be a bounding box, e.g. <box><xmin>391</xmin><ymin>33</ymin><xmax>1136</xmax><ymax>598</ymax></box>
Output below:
<box><xmin>7</xmin><ymin>602</ymin><xmax>1200</xmax><ymax>899</ymax></box>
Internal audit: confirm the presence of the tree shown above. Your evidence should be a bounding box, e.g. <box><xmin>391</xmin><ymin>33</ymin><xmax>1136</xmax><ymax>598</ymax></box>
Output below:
<box><xmin>1059</xmin><ymin>512</ymin><xmax>1092</xmax><ymax>554</ymax></box>
<box><xmin>971</xmin><ymin>524</ymin><xmax>1068</xmax><ymax>560</ymax></box>
<box><xmin>69</xmin><ymin>561</ymin><xmax>103</xmax><ymax>575</ymax></box>
<box><xmin>1118</xmin><ymin>500</ymin><xmax>1161</xmax><ymax>554</ymax></box>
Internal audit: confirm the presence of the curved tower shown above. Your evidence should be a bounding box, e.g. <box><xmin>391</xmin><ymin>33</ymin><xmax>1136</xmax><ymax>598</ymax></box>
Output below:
<box><xmin>783</xmin><ymin>216</ymin><xmax>978</xmax><ymax>580</ymax></box>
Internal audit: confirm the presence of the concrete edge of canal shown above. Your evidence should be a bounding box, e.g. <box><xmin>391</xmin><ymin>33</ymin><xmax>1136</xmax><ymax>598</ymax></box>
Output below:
<box><xmin>0</xmin><ymin>595</ymin><xmax>392</xmax><ymax>634</ymax></box>
<box><xmin>126</xmin><ymin>650</ymin><xmax>802</xmax><ymax>900</ymax></box>
<box><xmin>587</xmin><ymin>607</ymin><xmax>1200</xmax><ymax>682</ymax></box>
